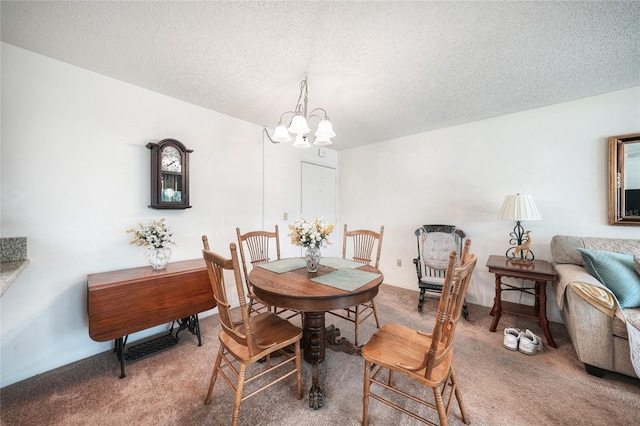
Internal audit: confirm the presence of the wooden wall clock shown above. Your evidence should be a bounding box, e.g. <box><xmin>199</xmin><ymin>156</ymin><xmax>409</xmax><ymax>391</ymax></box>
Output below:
<box><xmin>146</xmin><ymin>138</ymin><xmax>193</xmax><ymax>209</ymax></box>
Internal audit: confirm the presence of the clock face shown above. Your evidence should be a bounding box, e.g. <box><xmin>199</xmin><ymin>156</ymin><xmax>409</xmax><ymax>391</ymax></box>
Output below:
<box><xmin>161</xmin><ymin>146</ymin><xmax>182</xmax><ymax>172</ymax></box>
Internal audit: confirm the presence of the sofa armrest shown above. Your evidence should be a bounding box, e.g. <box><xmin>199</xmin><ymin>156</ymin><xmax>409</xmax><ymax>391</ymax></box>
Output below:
<box><xmin>562</xmin><ymin>285</ymin><xmax>616</xmax><ymax>371</ymax></box>
<box><xmin>554</xmin><ymin>263</ymin><xmax>609</xmax><ymax>310</ymax></box>
<box><xmin>555</xmin><ymin>263</ymin><xmax>620</xmax><ymax>372</ymax></box>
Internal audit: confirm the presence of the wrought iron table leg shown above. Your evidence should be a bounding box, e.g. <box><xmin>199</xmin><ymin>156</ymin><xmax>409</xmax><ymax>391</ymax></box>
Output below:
<box><xmin>114</xmin><ymin>315</ymin><xmax>202</xmax><ymax>379</ymax></box>
<box><xmin>115</xmin><ymin>337</ymin><xmax>126</xmax><ymax>378</ymax></box>
<box><xmin>174</xmin><ymin>314</ymin><xmax>202</xmax><ymax>345</ymax></box>
<box><xmin>192</xmin><ymin>315</ymin><xmax>202</xmax><ymax>345</ymax></box>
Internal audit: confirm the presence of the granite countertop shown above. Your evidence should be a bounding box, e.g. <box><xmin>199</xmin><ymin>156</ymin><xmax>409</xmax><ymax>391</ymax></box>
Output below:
<box><xmin>1</xmin><ymin>260</ymin><xmax>30</xmax><ymax>296</ymax></box>
<box><xmin>1</xmin><ymin>237</ymin><xmax>29</xmax><ymax>296</ymax></box>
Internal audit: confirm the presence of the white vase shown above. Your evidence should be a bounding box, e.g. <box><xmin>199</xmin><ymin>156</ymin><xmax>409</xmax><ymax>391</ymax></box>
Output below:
<box><xmin>148</xmin><ymin>247</ymin><xmax>171</xmax><ymax>269</ymax></box>
<box><xmin>305</xmin><ymin>247</ymin><xmax>321</xmax><ymax>273</ymax></box>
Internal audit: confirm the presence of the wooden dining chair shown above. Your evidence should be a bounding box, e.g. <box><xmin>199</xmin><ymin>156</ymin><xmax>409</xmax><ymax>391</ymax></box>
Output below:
<box><xmin>201</xmin><ymin>237</ymin><xmax>302</xmax><ymax>426</ymax></box>
<box><xmin>327</xmin><ymin>224</ymin><xmax>384</xmax><ymax>346</ymax></box>
<box><xmin>236</xmin><ymin>226</ymin><xmax>299</xmax><ymax>320</ymax></box>
<box><xmin>361</xmin><ymin>239</ymin><xmax>477</xmax><ymax>426</ymax></box>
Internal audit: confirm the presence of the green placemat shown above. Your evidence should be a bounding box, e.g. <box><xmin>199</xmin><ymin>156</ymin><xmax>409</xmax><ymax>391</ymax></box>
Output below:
<box><xmin>319</xmin><ymin>257</ymin><xmax>364</xmax><ymax>269</ymax></box>
<box><xmin>311</xmin><ymin>268</ymin><xmax>381</xmax><ymax>291</ymax></box>
<box><xmin>257</xmin><ymin>258</ymin><xmax>306</xmax><ymax>273</ymax></box>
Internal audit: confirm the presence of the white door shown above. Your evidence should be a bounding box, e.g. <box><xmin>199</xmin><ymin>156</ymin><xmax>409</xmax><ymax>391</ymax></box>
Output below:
<box><xmin>301</xmin><ymin>162</ymin><xmax>338</xmax><ymax>257</ymax></box>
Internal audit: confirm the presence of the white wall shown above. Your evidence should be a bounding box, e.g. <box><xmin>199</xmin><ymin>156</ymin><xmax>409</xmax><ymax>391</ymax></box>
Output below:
<box><xmin>0</xmin><ymin>43</ymin><xmax>337</xmax><ymax>387</ymax></box>
<box><xmin>263</xmin><ymin>136</ymin><xmax>339</xmax><ymax>258</ymax></box>
<box><xmin>2</xmin><ymin>41</ymin><xmax>639</xmax><ymax>388</ymax></box>
<box><xmin>339</xmin><ymin>87</ymin><xmax>640</xmax><ymax>323</ymax></box>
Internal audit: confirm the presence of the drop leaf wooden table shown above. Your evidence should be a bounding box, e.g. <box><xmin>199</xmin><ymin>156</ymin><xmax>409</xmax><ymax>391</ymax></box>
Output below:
<box><xmin>87</xmin><ymin>259</ymin><xmax>215</xmax><ymax>377</ymax></box>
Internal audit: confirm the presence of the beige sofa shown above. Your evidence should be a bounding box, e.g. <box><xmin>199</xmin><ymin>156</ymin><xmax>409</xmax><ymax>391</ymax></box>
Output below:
<box><xmin>550</xmin><ymin>235</ymin><xmax>640</xmax><ymax>379</ymax></box>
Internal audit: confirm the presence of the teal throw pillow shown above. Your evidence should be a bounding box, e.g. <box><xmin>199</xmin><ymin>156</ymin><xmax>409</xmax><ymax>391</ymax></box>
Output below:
<box><xmin>577</xmin><ymin>248</ymin><xmax>640</xmax><ymax>309</ymax></box>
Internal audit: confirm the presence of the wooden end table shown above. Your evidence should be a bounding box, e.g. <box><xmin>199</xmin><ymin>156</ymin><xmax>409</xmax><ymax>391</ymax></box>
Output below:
<box><xmin>486</xmin><ymin>255</ymin><xmax>558</xmax><ymax>348</ymax></box>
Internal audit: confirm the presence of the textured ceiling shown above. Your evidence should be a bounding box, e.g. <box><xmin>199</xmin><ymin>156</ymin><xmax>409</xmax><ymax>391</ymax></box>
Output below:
<box><xmin>2</xmin><ymin>1</ymin><xmax>639</xmax><ymax>150</ymax></box>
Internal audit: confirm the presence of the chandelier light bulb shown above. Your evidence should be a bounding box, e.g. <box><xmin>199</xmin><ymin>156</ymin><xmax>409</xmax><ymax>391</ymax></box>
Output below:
<box><xmin>288</xmin><ymin>115</ymin><xmax>310</xmax><ymax>135</ymax></box>
<box><xmin>314</xmin><ymin>118</ymin><xmax>336</xmax><ymax>139</ymax></box>
<box><xmin>272</xmin><ymin>124</ymin><xmax>292</xmax><ymax>143</ymax></box>
<box><xmin>292</xmin><ymin>134</ymin><xmax>310</xmax><ymax>148</ymax></box>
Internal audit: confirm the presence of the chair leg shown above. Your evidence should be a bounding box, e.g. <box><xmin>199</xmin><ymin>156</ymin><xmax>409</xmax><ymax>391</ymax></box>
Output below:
<box><xmin>362</xmin><ymin>360</ymin><xmax>371</xmax><ymax>426</ymax></box>
<box><xmin>205</xmin><ymin>346</ymin><xmax>224</xmax><ymax>404</ymax></box>
<box><xmin>432</xmin><ymin>385</ymin><xmax>448</xmax><ymax>426</ymax></box>
<box><xmin>231</xmin><ymin>363</ymin><xmax>247</xmax><ymax>426</ymax></box>
<box><xmin>295</xmin><ymin>341</ymin><xmax>303</xmax><ymax>400</ymax></box>
<box><xmin>354</xmin><ymin>305</ymin><xmax>360</xmax><ymax>347</ymax></box>
<box><xmin>418</xmin><ymin>288</ymin><xmax>425</xmax><ymax>312</ymax></box>
<box><xmin>450</xmin><ymin>368</ymin><xmax>470</xmax><ymax>424</ymax></box>
<box><xmin>371</xmin><ymin>299</ymin><xmax>381</xmax><ymax>329</ymax></box>
<box><xmin>462</xmin><ymin>301</ymin><xmax>470</xmax><ymax>321</ymax></box>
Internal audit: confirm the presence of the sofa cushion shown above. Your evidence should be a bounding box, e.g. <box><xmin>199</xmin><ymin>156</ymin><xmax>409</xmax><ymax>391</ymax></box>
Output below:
<box><xmin>551</xmin><ymin>235</ymin><xmax>640</xmax><ymax>266</ymax></box>
<box><xmin>577</xmin><ymin>248</ymin><xmax>640</xmax><ymax>309</ymax></box>
<box><xmin>551</xmin><ymin>235</ymin><xmax>585</xmax><ymax>265</ymax></box>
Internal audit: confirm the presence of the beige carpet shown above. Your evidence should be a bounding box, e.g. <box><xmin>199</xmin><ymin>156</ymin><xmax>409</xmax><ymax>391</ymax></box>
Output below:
<box><xmin>2</xmin><ymin>284</ymin><xmax>639</xmax><ymax>425</ymax></box>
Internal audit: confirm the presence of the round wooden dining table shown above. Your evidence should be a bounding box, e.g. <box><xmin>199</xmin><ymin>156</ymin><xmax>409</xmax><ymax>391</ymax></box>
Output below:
<box><xmin>248</xmin><ymin>258</ymin><xmax>384</xmax><ymax>410</ymax></box>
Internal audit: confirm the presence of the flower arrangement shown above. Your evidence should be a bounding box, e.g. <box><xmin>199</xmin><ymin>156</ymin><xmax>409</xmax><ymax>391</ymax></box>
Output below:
<box><xmin>288</xmin><ymin>216</ymin><xmax>335</xmax><ymax>249</ymax></box>
<box><xmin>127</xmin><ymin>218</ymin><xmax>175</xmax><ymax>249</ymax></box>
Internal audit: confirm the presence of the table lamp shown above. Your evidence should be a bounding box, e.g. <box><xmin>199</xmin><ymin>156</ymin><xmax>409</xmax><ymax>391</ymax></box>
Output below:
<box><xmin>498</xmin><ymin>193</ymin><xmax>542</xmax><ymax>264</ymax></box>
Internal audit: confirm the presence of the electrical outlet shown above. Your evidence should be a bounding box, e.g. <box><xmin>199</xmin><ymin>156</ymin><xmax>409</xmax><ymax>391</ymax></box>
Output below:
<box><xmin>397</xmin><ymin>259</ymin><xmax>402</xmax><ymax>267</ymax></box>
<box><xmin>283</xmin><ymin>212</ymin><xmax>288</xmax><ymax>221</ymax></box>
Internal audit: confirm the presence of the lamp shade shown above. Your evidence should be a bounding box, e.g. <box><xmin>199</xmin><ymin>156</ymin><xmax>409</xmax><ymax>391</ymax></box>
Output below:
<box><xmin>292</xmin><ymin>134</ymin><xmax>310</xmax><ymax>148</ymax></box>
<box><xmin>288</xmin><ymin>115</ymin><xmax>310</xmax><ymax>135</ymax></box>
<box><xmin>272</xmin><ymin>124</ymin><xmax>292</xmax><ymax>143</ymax></box>
<box><xmin>498</xmin><ymin>194</ymin><xmax>542</xmax><ymax>221</ymax></box>
<box><xmin>314</xmin><ymin>118</ymin><xmax>336</xmax><ymax>139</ymax></box>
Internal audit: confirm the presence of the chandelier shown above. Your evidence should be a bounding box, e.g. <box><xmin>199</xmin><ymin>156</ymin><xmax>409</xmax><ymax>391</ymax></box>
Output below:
<box><xmin>263</xmin><ymin>75</ymin><xmax>335</xmax><ymax>148</ymax></box>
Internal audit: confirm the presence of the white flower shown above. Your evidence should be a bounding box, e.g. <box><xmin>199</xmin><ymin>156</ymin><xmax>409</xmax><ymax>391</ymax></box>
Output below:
<box><xmin>127</xmin><ymin>218</ymin><xmax>175</xmax><ymax>249</ymax></box>
<box><xmin>288</xmin><ymin>216</ymin><xmax>335</xmax><ymax>249</ymax></box>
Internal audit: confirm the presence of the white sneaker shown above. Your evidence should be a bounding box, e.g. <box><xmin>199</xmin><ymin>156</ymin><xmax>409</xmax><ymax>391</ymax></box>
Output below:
<box><xmin>503</xmin><ymin>327</ymin><xmax>520</xmax><ymax>351</ymax></box>
<box><xmin>518</xmin><ymin>329</ymin><xmax>544</xmax><ymax>355</ymax></box>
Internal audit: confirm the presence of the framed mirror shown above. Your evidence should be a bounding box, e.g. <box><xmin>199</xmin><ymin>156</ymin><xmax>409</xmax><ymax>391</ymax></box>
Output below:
<box><xmin>608</xmin><ymin>132</ymin><xmax>640</xmax><ymax>226</ymax></box>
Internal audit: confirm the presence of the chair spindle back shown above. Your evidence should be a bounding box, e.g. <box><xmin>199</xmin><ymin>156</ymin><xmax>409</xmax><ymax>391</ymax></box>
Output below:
<box><xmin>342</xmin><ymin>224</ymin><xmax>384</xmax><ymax>268</ymax></box>
<box><xmin>425</xmin><ymin>239</ymin><xmax>476</xmax><ymax>379</ymax></box>
<box><xmin>202</xmin><ymin>237</ymin><xmax>261</xmax><ymax>357</ymax></box>
<box><xmin>237</xmin><ymin>226</ymin><xmax>280</xmax><ymax>278</ymax></box>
